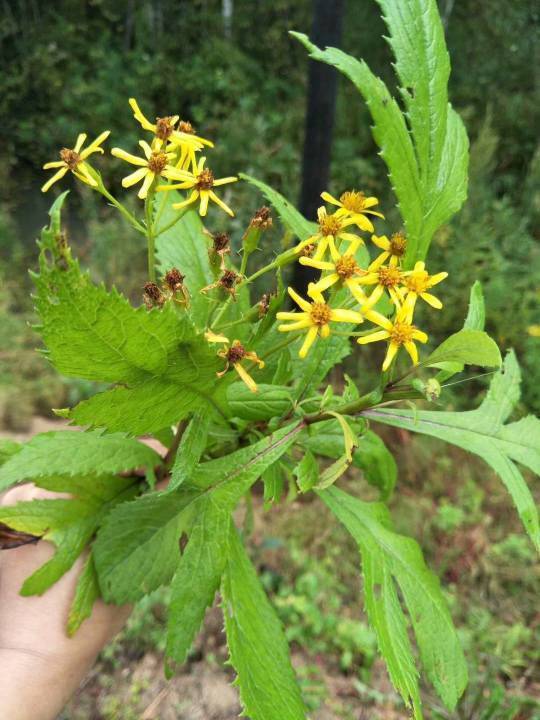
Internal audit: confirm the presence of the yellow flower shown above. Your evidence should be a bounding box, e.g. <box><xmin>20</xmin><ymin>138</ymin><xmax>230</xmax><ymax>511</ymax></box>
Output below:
<box><xmin>399</xmin><ymin>261</ymin><xmax>448</xmax><ymax>319</ymax></box>
<box><xmin>41</xmin><ymin>131</ymin><xmax>110</xmax><ymax>192</ymax></box>
<box><xmin>321</xmin><ymin>190</ymin><xmax>384</xmax><ymax>232</ymax></box>
<box><xmin>157</xmin><ymin>156</ymin><xmax>237</xmax><ymax>217</ymax></box>
<box><xmin>300</xmin><ymin>235</ymin><xmax>368</xmax><ymax>303</ymax></box>
<box><xmin>358</xmin><ymin>305</ymin><xmax>428</xmax><ymax>371</ymax></box>
<box><xmin>128</xmin><ymin>97</ymin><xmax>212</xmax><ymax>167</ymax></box>
<box><xmin>370</xmin><ymin>231</ymin><xmax>408</xmax><ymax>269</ymax></box>
<box><xmin>111</xmin><ymin>141</ymin><xmax>188</xmax><ymax>199</ymax></box>
<box><xmin>528</xmin><ymin>324</ymin><xmax>540</xmax><ymax>338</ymax></box>
<box><xmin>295</xmin><ymin>206</ymin><xmax>363</xmax><ymax>260</ymax></box>
<box><xmin>205</xmin><ymin>331</ymin><xmax>264</xmax><ymax>393</ymax></box>
<box><xmin>354</xmin><ymin>262</ymin><xmax>405</xmax><ymax>310</ymax></box>
<box><xmin>276</xmin><ymin>285</ymin><xmax>364</xmax><ymax>358</ymax></box>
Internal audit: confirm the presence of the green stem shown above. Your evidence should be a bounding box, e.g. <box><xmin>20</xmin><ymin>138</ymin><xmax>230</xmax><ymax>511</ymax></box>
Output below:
<box><xmin>97</xmin><ymin>186</ymin><xmax>145</xmax><ymax>234</ymax></box>
<box><xmin>154</xmin><ymin>204</ymin><xmax>189</xmax><ymax>237</ymax></box>
<box><xmin>145</xmin><ymin>191</ymin><xmax>156</xmax><ymax>282</ymax></box>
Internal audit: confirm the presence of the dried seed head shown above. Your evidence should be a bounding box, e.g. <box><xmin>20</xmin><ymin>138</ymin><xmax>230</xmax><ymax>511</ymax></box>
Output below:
<box><xmin>258</xmin><ymin>293</ymin><xmax>271</xmax><ymax>317</ymax></box>
<box><xmin>213</xmin><ymin>232</ymin><xmax>230</xmax><ymax>253</ymax></box>
<box><xmin>143</xmin><ymin>281</ymin><xmax>165</xmax><ymax>308</ymax></box>
<box><xmin>250</xmin><ymin>206</ymin><xmax>273</xmax><ymax>230</ymax></box>
<box><xmin>299</xmin><ymin>243</ymin><xmax>316</xmax><ymax>258</ymax></box>
<box><xmin>226</xmin><ymin>342</ymin><xmax>246</xmax><ymax>364</ymax></box>
<box><xmin>164</xmin><ymin>267</ymin><xmax>185</xmax><ymax>292</ymax></box>
<box><xmin>220</xmin><ymin>269</ymin><xmax>239</xmax><ymax>289</ymax></box>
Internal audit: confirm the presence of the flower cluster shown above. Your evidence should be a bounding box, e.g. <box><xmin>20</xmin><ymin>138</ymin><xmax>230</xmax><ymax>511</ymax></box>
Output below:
<box><xmin>278</xmin><ymin>191</ymin><xmax>448</xmax><ymax>371</ymax></box>
<box><xmin>42</xmin><ymin>98</ymin><xmax>238</xmax><ymax>217</ymax></box>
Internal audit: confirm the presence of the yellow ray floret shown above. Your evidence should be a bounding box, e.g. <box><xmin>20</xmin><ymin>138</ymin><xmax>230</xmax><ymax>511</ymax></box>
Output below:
<box><xmin>42</xmin><ymin>131</ymin><xmax>110</xmax><ymax>192</ymax></box>
<box><xmin>276</xmin><ymin>285</ymin><xmax>364</xmax><ymax>359</ymax></box>
<box><xmin>128</xmin><ymin>97</ymin><xmax>212</xmax><ymax>165</ymax></box>
<box><xmin>358</xmin><ymin>305</ymin><xmax>428</xmax><ymax>371</ymax></box>
<box><xmin>295</xmin><ymin>206</ymin><xmax>364</xmax><ymax>261</ymax></box>
<box><xmin>111</xmin><ymin>140</ymin><xmax>188</xmax><ymax>199</ymax></box>
<box><xmin>157</xmin><ymin>156</ymin><xmax>237</xmax><ymax>217</ymax></box>
<box><xmin>399</xmin><ymin>261</ymin><xmax>448</xmax><ymax>320</ymax></box>
<box><xmin>205</xmin><ymin>331</ymin><xmax>264</xmax><ymax>393</ymax></box>
<box><xmin>301</xmin><ymin>235</ymin><xmax>368</xmax><ymax>304</ymax></box>
<box><xmin>321</xmin><ymin>190</ymin><xmax>384</xmax><ymax>233</ymax></box>
<box><xmin>370</xmin><ymin>231</ymin><xmax>408</xmax><ymax>269</ymax></box>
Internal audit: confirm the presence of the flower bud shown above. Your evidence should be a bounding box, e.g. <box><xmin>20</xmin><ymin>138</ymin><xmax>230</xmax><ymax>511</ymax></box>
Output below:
<box><xmin>242</xmin><ymin>206</ymin><xmax>272</xmax><ymax>256</ymax></box>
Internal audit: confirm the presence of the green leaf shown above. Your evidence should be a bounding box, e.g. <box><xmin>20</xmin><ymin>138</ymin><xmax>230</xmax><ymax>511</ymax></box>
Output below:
<box><xmin>292</xmin><ymin>0</ymin><xmax>469</xmax><ymax>266</ymax></box>
<box><xmin>0</xmin><ymin>439</ymin><xmax>21</xmax><ymax>466</ymax></box>
<box><xmin>67</xmin><ymin>554</ymin><xmax>100</xmax><ymax>636</ymax></box>
<box><xmin>263</xmin><ymin>462</ymin><xmax>285</xmax><ymax>507</ymax></box>
<box><xmin>169</xmin><ymin>411</ymin><xmax>210</xmax><ymax>490</ymax></box>
<box><xmin>0</xmin><ymin>431</ymin><xmax>159</xmax><ymax>492</ymax></box>
<box><xmin>291</xmin><ymin>32</ymin><xmax>423</xmax><ymax>264</ymax></box>
<box><xmin>365</xmin><ymin>351</ymin><xmax>540</xmax><ymax>550</ymax></box>
<box><xmin>320</xmin><ymin>486</ymin><xmax>467</xmax><ymax>713</ymax></box>
<box><xmin>239</xmin><ymin>174</ymin><xmax>316</xmax><ymax>241</ymax></box>
<box><xmin>436</xmin><ymin>281</ymin><xmax>485</xmax><ymax>382</ymax></box>
<box><xmin>302</xmin><ymin>422</ymin><xmax>397</xmax><ymax>500</ymax></box>
<box><xmin>93</xmin><ymin>486</ymin><xmax>199</xmax><ymax>603</ymax></box>
<box><xmin>154</xmin><ymin>194</ymin><xmax>214</xmax><ymax>328</ymax></box>
<box><xmin>166</xmin><ymin>422</ymin><xmax>303</xmax><ymax>666</ymax></box>
<box><xmin>34</xmin><ymin>200</ymin><xmax>222</xmax><ymax>435</ymax></box>
<box><xmin>0</xmin><ymin>478</ymin><xmax>137</xmax><ymax>596</ymax></box>
<box><xmin>423</xmin><ymin>329</ymin><xmax>501</xmax><ymax>370</ymax></box>
<box><xmin>294</xmin><ymin>450</ymin><xmax>319</xmax><ymax>492</ymax></box>
<box><xmin>226</xmin><ymin>383</ymin><xmax>293</xmax><ymax>421</ymax></box>
<box><xmin>463</xmin><ymin>281</ymin><xmax>485</xmax><ymax>331</ymax></box>
<box><xmin>221</xmin><ymin>526</ymin><xmax>306</xmax><ymax>720</ymax></box>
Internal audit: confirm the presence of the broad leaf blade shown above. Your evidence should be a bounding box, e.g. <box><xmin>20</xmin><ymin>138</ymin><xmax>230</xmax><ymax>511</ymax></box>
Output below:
<box><xmin>68</xmin><ymin>554</ymin><xmax>100</xmax><ymax>636</ymax></box>
<box><xmin>423</xmin><ymin>329</ymin><xmax>501</xmax><ymax>369</ymax></box>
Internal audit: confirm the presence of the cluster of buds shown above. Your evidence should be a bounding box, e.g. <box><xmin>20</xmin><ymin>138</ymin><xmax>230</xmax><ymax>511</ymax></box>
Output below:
<box><xmin>143</xmin><ymin>267</ymin><xmax>189</xmax><ymax>309</ymax></box>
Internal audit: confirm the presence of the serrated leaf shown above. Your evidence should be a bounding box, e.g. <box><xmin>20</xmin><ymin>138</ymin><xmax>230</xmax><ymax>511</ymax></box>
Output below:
<box><xmin>423</xmin><ymin>329</ymin><xmax>501</xmax><ymax>370</ymax></box>
<box><xmin>221</xmin><ymin>526</ymin><xmax>306</xmax><ymax>720</ymax></box>
<box><xmin>165</xmin><ymin>422</ymin><xmax>303</xmax><ymax>666</ymax></box>
<box><xmin>0</xmin><ymin>439</ymin><xmax>21</xmax><ymax>466</ymax></box>
<box><xmin>169</xmin><ymin>411</ymin><xmax>210</xmax><ymax>490</ymax></box>
<box><xmin>320</xmin><ymin>486</ymin><xmax>467</xmax><ymax>713</ymax></box>
<box><xmin>240</xmin><ymin>174</ymin><xmax>316</xmax><ymax>240</ymax></box>
<box><xmin>226</xmin><ymin>383</ymin><xmax>293</xmax><ymax>421</ymax></box>
<box><xmin>0</xmin><ymin>431</ymin><xmax>159</xmax><ymax>492</ymax></box>
<box><xmin>67</xmin><ymin>554</ymin><xmax>100</xmax><ymax>636</ymax></box>
<box><xmin>365</xmin><ymin>351</ymin><xmax>540</xmax><ymax>550</ymax></box>
<box><xmin>0</xmin><ymin>478</ymin><xmax>137</xmax><ymax>596</ymax></box>
<box><xmin>34</xmin><ymin>198</ymin><xmax>222</xmax><ymax>435</ymax></box>
<box><xmin>94</xmin><ymin>486</ymin><xmax>199</xmax><ymax>603</ymax></box>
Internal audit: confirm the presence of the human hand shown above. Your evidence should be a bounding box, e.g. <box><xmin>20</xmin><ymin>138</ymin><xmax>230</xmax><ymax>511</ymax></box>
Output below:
<box><xmin>0</xmin><ymin>484</ymin><xmax>131</xmax><ymax>720</ymax></box>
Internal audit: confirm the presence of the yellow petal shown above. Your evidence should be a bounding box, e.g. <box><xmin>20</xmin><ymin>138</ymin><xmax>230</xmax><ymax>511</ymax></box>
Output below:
<box><xmin>139</xmin><ymin>140</ymin><xmax>153</xmax><ymax>159</ymax></box>
<box><xmin>288</xmin><ymin>287</ymin><xmax>311</xmax><ymax>313</ymax></box>
<box><xmin>277</xmin><ymin>318</ymin><xmax>312</xmax><ymax>332</ymax></box>
<box><xmin>41</xmin><ymin>166</ymin><xmax>68</xmax><ymax>192</ymax></box>
<box><xmin>43</xmin><ymin>161</ymin><xmax>65</xmax><ymax>170</ymax></box>
<box><xmin>137</xmin><ymin>171</ymin><xmax>155</xmax><ymax>199</ymax></box>
<box><xmin>111</xmin><ymin>147</ymin><xmax>147</xmax><ymax>167</ymax></box>
<box><xmin>128</xmin><ymin>98</ymin><xmax>156</xmax><ymax>132</ymax></box>
<box><xmin>212</xmin><ymin>176</ymin><xmax>238</xmax><ymax>187</ymax></box>
<box><xmin>363</xmin><ymin>309</ymin><xmax>393</xmax><ymax>331</ymax></box>
<box><xmin>122</xmin><ymin>167</ymin><xmax>148</xmax><ymax>188</ymax></box>
<box><xmin>234</xmin><ymin>363</ymin><xmax>258</xmax><ymax>393</ymax></box>
<box><xmin>420</xmin><ymin>292</ymin><xmax>443</xmax><ymax>309</ymax></box>
<box><xmin>298</xmin><ymin>326</ymin><xmax>318</xmax><ymax>358</ymax></box>
<box><xmin>205</xmin><ymin>330</ymin><xmax>228</xmax><ymax>344</ymax></box>
<box><xmin>199</xmin><ymin>190</ymin><xmax>210</xmax><ymax>216</ymax></box>
<box><xmin>73</xmin><ymin>133</ymin><xmax>87</xmax><ymax>153</ymax></box>
<box><xmin>208</xmin><ymin>190</ymin><xmax>234</xmax><ymax>217</ymax></box>
<box><xmin>330</xmin><ymin>308</ymin><xmax>364</xmax><ymax>324</ymax></box>
<box><xmin>79</xmin><ymin>130</ymin><xmax>111</xmax><ymax>159</ymax></box>
<box><xmin>382</xmin><ymin>342</ymin><xmax>399</xmax><ymax>371</ymax></box>
<box><xmin>404</xmin><ymin>341</ymin><xmax>419</xmax><ymax>365</ymax></box>
<box><xmin>357</xmin><ymin>329</ymin><xmax>390</xmax><ymax>345</ymax></box>
<box><xmin>172</xmin><ymin>190</ymin><xmax>199</xmax><ymax>210</ymax></box>
<box><xmin>320</xmin><ymin>191</ymin><xmax>341</xmax><ymax>207</ymax></box>
<box><xmin>310</xmin><ymin>273</ymin><xmax>339</xmax><ymax>294</ymax></box>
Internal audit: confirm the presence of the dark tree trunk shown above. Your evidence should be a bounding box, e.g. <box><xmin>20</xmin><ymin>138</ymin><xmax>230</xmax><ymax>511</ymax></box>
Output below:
<box><xmin>293</xmin><ymin>0</ymin><xmax>345</xmax><ymax>294</ymax></box>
